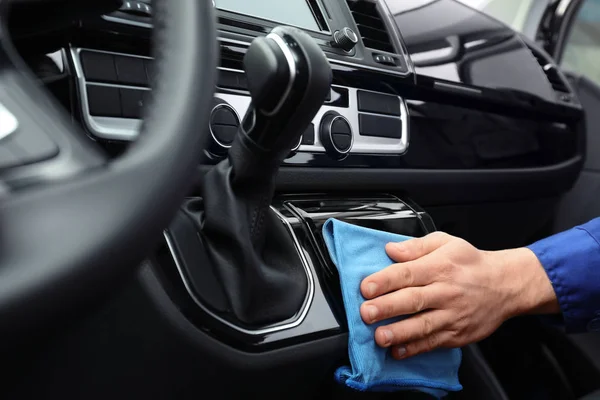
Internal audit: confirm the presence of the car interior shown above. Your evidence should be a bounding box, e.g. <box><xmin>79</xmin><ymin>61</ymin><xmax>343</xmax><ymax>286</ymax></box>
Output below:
<box><xmin>2</xmin><ymin>0</ymin><xmax>600</xmax><ymax>399</ymax></box>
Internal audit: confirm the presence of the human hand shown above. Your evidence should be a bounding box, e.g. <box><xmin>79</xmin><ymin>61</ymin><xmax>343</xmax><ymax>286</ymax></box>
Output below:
<box><xmin>359</xmin><ymin>232</ymin><xmax>559</xmax><ymax>359</ymax></box>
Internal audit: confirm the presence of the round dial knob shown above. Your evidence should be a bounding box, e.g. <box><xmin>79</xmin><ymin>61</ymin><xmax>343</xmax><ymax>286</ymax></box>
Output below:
<box><xmin>320</xmin><ymin>111</ymin><xmax>353</xmax><ymax>159</ymax></box>
<box><xmin>209</xmin><ymin>101</ymin><xmax>240</xmax><ymax>155</ymax></box>
<box><xmin>332</xmin><ymin>27</ymin><xmax>359</xmax><ymax>52</ymax></box>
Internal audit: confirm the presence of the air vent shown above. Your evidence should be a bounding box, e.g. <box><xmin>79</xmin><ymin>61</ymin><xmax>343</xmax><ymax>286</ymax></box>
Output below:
<box><xmin>346</xmin><ymin>0</ymin><xmax>395</xmax><ymax>53</ymax></box>
<box><xmin>220</xmin><ymin>45</ymin><xmax>245</xmax><ymax>71</ymax></box>
<box><xmin>528</xmin><ymin>45</ymin><xmax>570</xmax><ymax>93</ymax></box>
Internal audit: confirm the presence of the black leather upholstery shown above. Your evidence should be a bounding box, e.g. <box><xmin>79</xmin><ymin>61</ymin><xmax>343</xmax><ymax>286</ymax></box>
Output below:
<box><xmin>185</xmin><ymin>129</ymin><xmax>309</xmax><ymax>326</ymax></box>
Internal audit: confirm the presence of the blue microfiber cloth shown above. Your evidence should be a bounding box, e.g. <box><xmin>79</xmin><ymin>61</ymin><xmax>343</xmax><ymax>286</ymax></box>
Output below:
<box><xmin>322</xmin><ymin>218</ymin><xmax>462</xmax><ymax>398</ymax></box>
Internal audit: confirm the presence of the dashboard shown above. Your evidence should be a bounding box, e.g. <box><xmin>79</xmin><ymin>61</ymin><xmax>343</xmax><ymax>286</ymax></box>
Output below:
<box><xmin>4</xmin><ymin>0</ymin><xmax>581</xmax><ymax>205</ymax></box>
<box><xmin>62</xmin><ymin>0</ymin><xmax>584</xmax><ymax>180</ymax></box>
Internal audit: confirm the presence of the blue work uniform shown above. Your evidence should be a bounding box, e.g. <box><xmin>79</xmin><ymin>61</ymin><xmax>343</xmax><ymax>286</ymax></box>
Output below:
<box><xmin>528</xmin><ymin>217</ymin><xmax>600</xmax><ymax>332</ymax></box>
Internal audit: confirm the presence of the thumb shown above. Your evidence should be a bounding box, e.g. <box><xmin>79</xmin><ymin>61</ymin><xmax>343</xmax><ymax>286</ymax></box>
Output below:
<box><xmin>386</xmin><ymin>231</ymin><xmax>453</xmax><ymax>262</ymax></box>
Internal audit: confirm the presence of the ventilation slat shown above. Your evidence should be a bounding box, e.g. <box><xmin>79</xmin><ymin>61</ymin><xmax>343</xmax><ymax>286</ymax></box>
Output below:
<box><xmin>527</xmin><ymin>45</ymin><xmax>570</xmax><ymax>94</ymax></box>
<box><xmin>346</xmin><ymin>0</ymin><xmax>395</xmax><ymax>54</ymax></box>
<box><xmin>220</xmin><ymin>46</ymin><xmax>245</xmax><ymax>71</ymax></box>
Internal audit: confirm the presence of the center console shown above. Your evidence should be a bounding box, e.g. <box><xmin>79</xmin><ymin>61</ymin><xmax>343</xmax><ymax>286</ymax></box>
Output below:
<box><xmin>70</xmin><ymin>0</ymin><xmax>415</xmax><ymax>167</ymax></box>
<box><xmin>162</xmin><ymin>194</ymin><xmax>435</xmax><ymax>349</ymax></box>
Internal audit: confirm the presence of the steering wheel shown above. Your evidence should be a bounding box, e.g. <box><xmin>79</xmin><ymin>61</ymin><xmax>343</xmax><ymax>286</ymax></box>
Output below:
<box><xmin>0</xmin><ymin>0</ymin><xmax>216</xmax><ymax>336</ymax></box>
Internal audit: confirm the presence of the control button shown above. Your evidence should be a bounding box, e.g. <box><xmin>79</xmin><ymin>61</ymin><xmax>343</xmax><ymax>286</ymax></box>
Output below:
<box><xmin>302</xmin><ymin>123</ymin><xmax>315</xmax><ymax>145</ymax></box>
<box><xmin>320</xmin><ymin>111</ymin><xmax>352</xmax><ymax>159</ymax></box>
<box><xmin>120</xmin><ymin>88</ymin><xmax>146</xmax><ymax>119</ymax></box>
<box><xmin>332</xmin><ymin>27</ymin><xmax>358</xmax><ymax>52</ymax></box>
<box><xmin>212</xmin><ymin>125</ymin><xmax>237</xmax><ymax>145</ymax></box>
<box><xmin>218</xmin><ymin>70</ymin><xmax>248</xmax><ymax>90</ymax></box>
<box><xmin>359</xmin><ymin>114</ymin><xmax>402</xmax><ymax>139</ymax></box>
<box><xmin>87</xmin><ymin>85</ymin><xmax>122</xmax><ymax>117</ymax></box>
<box><xmin>80</xmin><ymin>51</ymin><xmax>118</xmax><ymax>83</ymax></box>
<box><xmin>373</xmin><ymin>53</ymin><xmax>397</xmax><ymax>66</ymax></box>
<box><xmin>290</xmin><ymin>134</ymin><xmax>302</xmax><ymax>153</ymax></box>
<box><xmin>115</xmin><ymin>55</ymin><xmax>149</xmax><ymax>87</ymax></box>
<box><xmin>209</xmin><ymin>103</ymin><xmax>240</xmax><ymax>152</ymax></box>
<box><xmin>212</xmin><ymin>107</ymin><xmax>238</xmax><ymax>125</ymax></box>
<box><xmin>357</xmin><ymin>90</ymin><xmax>401</xmax><ymax>116</ymax></box>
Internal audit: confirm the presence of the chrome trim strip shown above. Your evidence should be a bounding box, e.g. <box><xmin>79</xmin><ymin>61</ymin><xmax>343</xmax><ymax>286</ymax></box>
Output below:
<box><xmin>163</xmin><ymin>206</ymin><xmax>315</xmax><ymax>335</ymax></box>
<box><xmin>0</xmin><ymin>103</ymin><xmax>18</xmax><ymax>141</ymax></box>
<box><xmin>263</xmin><ymin>32</ymin><xmax>297</xmax><ymax>116</ymax></box>
<box><xmin>102</xmin><ymin>15</ymin><xmax>152</xmax><ymax>28</ymax></box>
<box><xmin>209</xmin><ymin>103</ymin><xmax>240</xmax><ymax>149</ymax></box>
<box><xmin>71</xmin><ymin>47</ymin><xmax>145</xmax><ymax>141</ymax></box>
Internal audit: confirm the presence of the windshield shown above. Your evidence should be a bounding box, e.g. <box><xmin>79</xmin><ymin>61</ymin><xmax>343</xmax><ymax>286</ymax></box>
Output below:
<box><xmin>455</xmin><ymin>0</ymin><xmax>550</xmax><ymax>39</ymax></box>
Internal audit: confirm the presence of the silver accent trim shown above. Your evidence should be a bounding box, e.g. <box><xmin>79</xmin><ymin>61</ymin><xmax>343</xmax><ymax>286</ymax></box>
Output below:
<box><xmin>70</xmin><ymin>47</ymin><xmax>149</xmax><ymax>141</ymax></box>
<box><xmin>344</xmin><ymin>27</ymin><xmax>358</xmax><ymax>44</ymax></box>
<box><xmin>263</xmin><ymin>32</ymin><xmax>297</xmax><ymax>116</ymax></box>
<box><xmin>70</xmin><ymin>47</ymin><xmax>409</xmax><ymax>154</ymax></box>
<box><xmin>326</xmin><ymin>115</ymin><xmax>353</xmax><ymax>155</ymax></box>
<box><xmin>209</xmin><ymin>103</ymin><xmax>240</xmax><ymax>149</ymax></box>
<box><xmin>215</xmin><ymin>87</ymin><xmax>409</xmax><ymax>155</ymax></box>
<box><xmin>0</xmin><ymin>103</ymin><xmax>18</xmax><ymax>141</ymax></box>
<box><xmin>102</xmin><ymin>15</ymin><xmax>152</xmax><ymax>28</ymax></box>
<box><xmin>291</xmin><ymin>133</ymin><xmax>303</xmax><ymax>152</ymax></box>
<box><xmin>164</xmin><ymin>206</ymin><xmax>315</xmax><ymax>335</ymax></box>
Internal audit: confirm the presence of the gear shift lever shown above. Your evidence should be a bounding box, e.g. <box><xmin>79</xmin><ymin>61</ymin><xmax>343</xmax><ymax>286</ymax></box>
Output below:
<box><xmin>168</xmin><ymin>26</ymin><xmax>332</xmax><ymax>327</ymax></box>
<box><xmin>242</xmin><ymin>26</ymin><xmax>331</xmax><ymax>153</ymax></box>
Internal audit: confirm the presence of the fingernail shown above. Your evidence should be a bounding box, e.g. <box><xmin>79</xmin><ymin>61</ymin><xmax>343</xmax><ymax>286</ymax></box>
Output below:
<box><xmin>395</xmin><ymin>346</ymin><xmax>407</xmax><ymax>358</ymax></box>
<box><xmin>366</xmin><ymin>282</ymin><xmax>378</xmax><ymax>297</ymax></box>
<box><xmin>365</xmin><ymin>305</ymin><xmax>378</xmax><ymax>322</ymax></box>
<box><xmin>380</xmin><ymin>329</ymin><xmax>393</xmax><ymax>346</ymax></box>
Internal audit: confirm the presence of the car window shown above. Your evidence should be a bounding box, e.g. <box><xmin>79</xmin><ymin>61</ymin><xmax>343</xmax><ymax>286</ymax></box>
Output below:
<box><xmin>561</xmin><ymin>0</ymin><xmax>600</xmax><ymax>85</ymax></box>
<box><xmin>456</xmin><ymin>0</ymin><xmax>548</xmax><ymax>38</ymax></box>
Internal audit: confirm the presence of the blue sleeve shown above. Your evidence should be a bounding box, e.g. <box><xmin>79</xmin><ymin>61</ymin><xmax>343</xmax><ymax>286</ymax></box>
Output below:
<box><xmin>527</xmin><ymin>217</ymin><xmax>600</xmax><ymax>333</ymax></box>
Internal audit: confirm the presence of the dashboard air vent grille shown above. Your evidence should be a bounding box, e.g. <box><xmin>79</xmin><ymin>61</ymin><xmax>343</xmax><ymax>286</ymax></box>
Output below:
<box><xmin>346</xmin><ymin>0</ymin><xmax>395</xmax><ymax>53</ymax></box>
<box><xmin>220</xmin><ymin>45</ymin><xmax>245</xmax><ymax>71</ymax></box>
<box><xmin>529</xmin><ymin>46</ymin><xmax>569</xmax><ymax>93</ymax></box>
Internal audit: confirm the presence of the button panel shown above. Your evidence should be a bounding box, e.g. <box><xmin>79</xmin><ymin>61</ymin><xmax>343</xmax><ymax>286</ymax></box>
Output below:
<box><xmin>71</xmin><ymin>48</ymin><xmax>409</xmax><ymax>153</ymax></box>
<box><xmin>80</xmin><ymin>51</ymin><xmax>118</xmax><ymax>83</ymax></box>
<box><xmin>357</xmin><ymin>90</ymin><xmax>401</xmax><ymax>116</ymax></box>
<box><xmin>87</xmin><ymin>85</ymin><xmax>122</xmax><ymax>117</ymax></box>
<box><xmin>359</xmin><ymin>114</ymin><xmax>403</xmax><ymax>139</ymax></box>
<box><xmin>115</xmin><ymin>55</ymin><xmax>148</xmax><ymax>86</ymax></box>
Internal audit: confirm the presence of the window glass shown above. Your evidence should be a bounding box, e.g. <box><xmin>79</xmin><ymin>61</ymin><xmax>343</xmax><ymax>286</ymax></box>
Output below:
<box><xmin>562</xmin><ymin>0</ymin><xmax>600</xmax><ymax>85</ymax></box>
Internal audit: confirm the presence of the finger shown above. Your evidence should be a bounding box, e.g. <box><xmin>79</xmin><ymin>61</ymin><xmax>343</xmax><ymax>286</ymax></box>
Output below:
<box><xmin>373</xmin><ymin>310</ymin><xmax>453</xmax><ymax>347</ymax></box>
<box><xmin>391</xmin><ymin>331</ymin><xmax>454</xmax><ymax>359</ymax></box>
<box><xmin>385</xmin><ymin>231</ymin><xmax>453</xmax><ymax>263</ymax></box>
<box><xmin>360</xmin><ymin>255</ymin><xmax>441</xmax><ymax>299</ymax></box>
<box><xmin>361</xmin><ymin>285</ymin><xmax>447</xmax><ymax>324</ymax></box>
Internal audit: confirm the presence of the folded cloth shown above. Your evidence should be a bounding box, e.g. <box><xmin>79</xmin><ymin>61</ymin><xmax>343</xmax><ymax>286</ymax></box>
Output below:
<box><xmin>322</xmin><ymin>218</ymin><xmax>463</xmax><ymax>398</ymax></box>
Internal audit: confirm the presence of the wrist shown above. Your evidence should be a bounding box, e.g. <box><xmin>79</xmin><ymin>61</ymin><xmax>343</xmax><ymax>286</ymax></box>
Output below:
<box><xmin>493</xmin><ymin>248</ymin><xmax>560</xmax><ymax>319</ymax></box>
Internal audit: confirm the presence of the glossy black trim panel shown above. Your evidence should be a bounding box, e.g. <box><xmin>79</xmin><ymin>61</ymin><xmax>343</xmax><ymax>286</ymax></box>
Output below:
<box><xmin>156</xmin><ymin>194</ymin><xmax>433</xmax><ymax>351</ymax></box>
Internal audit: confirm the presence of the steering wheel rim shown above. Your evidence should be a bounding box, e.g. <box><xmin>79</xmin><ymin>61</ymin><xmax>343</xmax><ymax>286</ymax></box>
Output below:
<box><xmin>0</xmin><ymin>0</ymin><xmax>216</xmax><ymax>336</ymax></box>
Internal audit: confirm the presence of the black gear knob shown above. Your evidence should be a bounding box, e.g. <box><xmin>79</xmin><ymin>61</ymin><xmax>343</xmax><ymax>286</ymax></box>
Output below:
<box><xmin>241</xmin><ymin>26</ymin><xmax>332</xmax><ymax>155</ymax></box>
